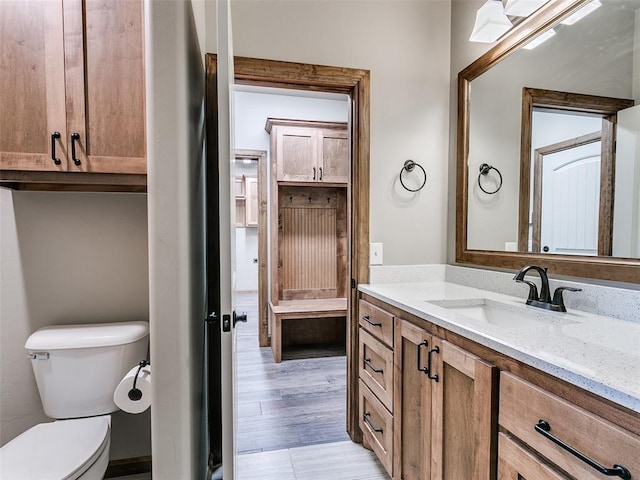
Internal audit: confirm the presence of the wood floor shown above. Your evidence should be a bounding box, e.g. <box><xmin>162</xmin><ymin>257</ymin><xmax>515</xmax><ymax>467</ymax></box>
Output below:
<box><xmin>235</xmin><ymin>291</ymin><xmax>350</xmax><ymax>454</ymax></box>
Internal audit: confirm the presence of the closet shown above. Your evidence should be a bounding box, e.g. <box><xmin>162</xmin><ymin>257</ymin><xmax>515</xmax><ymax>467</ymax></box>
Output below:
<box><xmin>266</xmin><ymin>118</ymin><xmax>350</xmax><ymax>362</ymax></box>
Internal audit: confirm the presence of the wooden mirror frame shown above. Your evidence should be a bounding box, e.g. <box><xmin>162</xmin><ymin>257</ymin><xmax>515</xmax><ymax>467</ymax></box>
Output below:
<box><xmin>456</xmin><ymin>0</ymin><xmax>640</xmax><ymax>283</ymax></box>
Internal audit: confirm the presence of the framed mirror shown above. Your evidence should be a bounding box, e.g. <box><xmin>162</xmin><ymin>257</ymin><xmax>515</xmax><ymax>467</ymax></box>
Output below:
<box><xmin>457</xmin><ymin>0</ymin><xmax>640</xmax><ymax>283</ymax></box>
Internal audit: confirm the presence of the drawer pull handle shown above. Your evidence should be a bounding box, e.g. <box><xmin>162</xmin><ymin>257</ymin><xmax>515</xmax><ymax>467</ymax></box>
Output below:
<box><xmin>534</xmin><ymin>420</ymin><xmax>631</xmax><ymax>480</ymax></box>
<box><xmin>313</xmin><ymin>167</ymin><xmax>316</xmax><ymax>180</ymax></box>
<box><xmin>427</xmin><ymin>346</ymin><xmax>440</xmax><ymax>382</ymax></box>
<box><xmin>364</xmin><ymin>357</ymin><xmax>383</xmax><ymax>374</ymax></box>
<box><xmin>417</xmin><ymin>340</ymin><xmax>429</xmax><ymax>374</ymax></box>
<box><xmin>362</xmin><ymin>315</ymin><xmax>382</xmax><ymax>328</ymax></box>
<box><xmin>319</xmin><ymin>167</ymin><xmax>323</xmax><ymax>180</ymax></box>
<box><xmin>363</xmin><ymin>412</ymin><xmax>383</xmax><ymax>433</ymax></box>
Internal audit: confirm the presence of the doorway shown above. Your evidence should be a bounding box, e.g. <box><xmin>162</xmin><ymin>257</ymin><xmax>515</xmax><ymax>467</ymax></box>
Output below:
<box><xmin>205</xmin><ymin>55</ymin><xmax>373</xmax><ymax>476</ymax></box>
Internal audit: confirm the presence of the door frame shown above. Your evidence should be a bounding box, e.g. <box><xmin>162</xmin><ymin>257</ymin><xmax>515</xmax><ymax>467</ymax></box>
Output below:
<box><xmin>206</xmin><ymin>55</ymin><xmax>370</xmax><ymax>442</ymax></box>
<box><xmin>234</xmin><ymin>149</ymin><xmax>269</xmax><ymax>346</ymax></box>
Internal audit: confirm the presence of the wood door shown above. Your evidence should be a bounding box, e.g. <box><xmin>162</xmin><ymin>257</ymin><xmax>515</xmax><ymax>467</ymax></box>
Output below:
<box><xmin>0</xmin><ymin>0</ymin><xmax>68</xmax><ymax>171</ymax></box>
<box><xmin>245</xmin><ymin>176</ymin><xmax>259</xmax><ymax>227</ymax></box>
<box><xmin>430</xmin><ymin>339</ymin><xmax>497</xmax><ymax>480</ymax></box>
<box><xmin>321</xmin><ymin>129</ymin><xmax>349</xmax><ymax>184</ymax></box>
<box><xmin>276</xmin><ymin>126</ymin><xmax>319</xmax><ymax>182</ymax></box>
<box><xmin>64</xmin><ymin>0</ymin><xmax>146</xmax><ymax>174</ymax></box>
<box><xmin>393</xmin><ymin>319</ymin><xmax>433</xmax><ymax>480</ymax></box>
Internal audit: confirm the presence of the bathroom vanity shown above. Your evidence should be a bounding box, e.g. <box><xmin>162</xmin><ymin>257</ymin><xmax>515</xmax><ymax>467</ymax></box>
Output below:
<box><xmin>357</xmin><ymin>280</ymin><xmax>640</xmax><ymax>480</ymax></box>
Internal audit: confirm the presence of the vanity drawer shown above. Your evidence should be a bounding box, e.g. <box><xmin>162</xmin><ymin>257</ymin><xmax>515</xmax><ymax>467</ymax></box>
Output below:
<box><xmin>500</xmin><ymin>373</ymin><xmax>640</xmax><ymax>480</ymax></box>
<box><xmin>359</xmin><ymin>379</ymin><xmax>393</xmax><ymax>477</ymax></box>
<box><xmin>359</xmin><ymin>329</ymin><xmax>394</xmax><ymax>411</ymax></box>
<box><xmin>359</xmin><ymin>299</ymin><xmax>393</xmax><ymax>347</ymax></box>
<box><xmin>498</xmin><ymin>433</ymin><xmax>568</xmax><ymax>479</ymax></box>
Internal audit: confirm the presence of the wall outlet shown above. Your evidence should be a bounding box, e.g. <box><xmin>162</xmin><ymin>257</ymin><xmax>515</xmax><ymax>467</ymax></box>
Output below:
<box><xmin>370</xmin><ymin>243</ymin><xmax>383</xmax><ymax>265</ymax></box>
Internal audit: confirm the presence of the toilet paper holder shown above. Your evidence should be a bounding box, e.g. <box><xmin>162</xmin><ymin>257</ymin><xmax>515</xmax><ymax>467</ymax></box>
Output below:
<box><xmin>128</xmin><ymin>360</ymin><xmax>150</xmax><ymax>401</ymax></box>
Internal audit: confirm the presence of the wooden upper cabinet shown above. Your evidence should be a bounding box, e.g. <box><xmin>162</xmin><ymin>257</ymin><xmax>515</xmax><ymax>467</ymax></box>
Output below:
<box><xmin>0</xmin><ymin>0</ymin><xmax>145</xmax><ymax>175</ymax></box>
<box><xmin>245</xmin><ymin>176</ymin><xmax>259</xmax><ymax>227</ymax></box>
<box><xmin>0</xmin><ymin>1</ymin><xmax>68</xmax><ymax>171</ymax></box>
<box><xmin>266</xmin><ymin>118</ymin><xmax>349</xmax><ymax>185</ymax></box>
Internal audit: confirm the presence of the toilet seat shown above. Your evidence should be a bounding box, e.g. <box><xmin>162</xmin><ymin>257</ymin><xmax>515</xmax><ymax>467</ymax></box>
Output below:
<box><xmin>0</xmin><ymin>416</ymin><xmax>110</xmax><ymax>480</ymax></box>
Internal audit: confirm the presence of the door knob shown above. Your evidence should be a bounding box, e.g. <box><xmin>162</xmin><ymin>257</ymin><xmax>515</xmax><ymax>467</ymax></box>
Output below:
<box><xmin>233</xmin><ymin>311</ymin><xmax>247</xmax><ymax>326</ymax></box>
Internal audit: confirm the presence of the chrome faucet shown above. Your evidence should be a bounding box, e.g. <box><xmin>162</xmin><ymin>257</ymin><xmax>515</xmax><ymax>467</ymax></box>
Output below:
<box><xmin>513</xmin><ymin>265</ymin><xmax>581</xmax><ymax>312</ymax></box>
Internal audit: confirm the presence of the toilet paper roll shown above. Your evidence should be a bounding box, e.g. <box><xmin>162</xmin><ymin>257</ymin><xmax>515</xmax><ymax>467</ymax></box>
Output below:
<box><xmin>114</xmin><ymin>364</ymin><xmax>151</xmax><ymax>414</ymax></box>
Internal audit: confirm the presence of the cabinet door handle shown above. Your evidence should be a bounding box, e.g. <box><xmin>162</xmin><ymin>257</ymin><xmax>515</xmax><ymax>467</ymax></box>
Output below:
<box><xmin>363</xmin><ymin>412</ymin><xmax>383</xmax><ymax>433</ymax></box>
<box><xmin>71</xmin><ymin>132</ymin><xmax>81</xmax><ymax>166</ymax></box>
<box><xmin>319</xmin><ymin>167</ymin><xmax>323</xmax><ymax>180</ymax></box>
<box><xmin>427</xmin><ymin>346</ymin><xmax>439</xmax><ymax>382</ymax></box>
<box><xmin>364</xmin><ymin>357</ymin><xmax>383</xmax><ymax>374</ymax></box>
<box><xmin>51</xmin><ymin>132</ymin><xmax>61</xmax><ymax>165</ymax></box>
<box><xmin>417</xmin><ymin>340</ymin><xmax>429</xmax><ymax>374</ymax></box>
<box><xmin>312</xmin><ymin>167</ymin><xmax>316</xmax><ymax>180</ymax></box>
<box><xmin>362</xmin><ymin>315</ymin><xmax>382</xmax><ymax>328</ymax></box>
<box><xmin>534</xmin><ymin>420</ymin><xmax>631</xmax><ymax>479</ymax></box>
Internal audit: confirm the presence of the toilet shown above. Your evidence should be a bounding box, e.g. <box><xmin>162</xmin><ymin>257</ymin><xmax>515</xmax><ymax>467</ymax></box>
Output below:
<box><xmin>0</xmin><ymin>321</ymin><xmax>149</xmax><ymax>480</ymax></box>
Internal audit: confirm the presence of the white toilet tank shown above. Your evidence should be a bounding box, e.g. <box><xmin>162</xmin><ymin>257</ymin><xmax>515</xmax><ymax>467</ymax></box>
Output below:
<box><xmin>25</xmin><ymin>321</ymin><xmax>149</xmax><ymax>419</ymax></box>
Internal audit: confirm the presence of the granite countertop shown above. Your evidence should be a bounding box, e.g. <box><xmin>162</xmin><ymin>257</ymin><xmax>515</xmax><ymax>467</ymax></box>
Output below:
<box><xmin>359</xmin><ymin>281</ymin><xmax>640</xmax><ymax>413</ymax></box>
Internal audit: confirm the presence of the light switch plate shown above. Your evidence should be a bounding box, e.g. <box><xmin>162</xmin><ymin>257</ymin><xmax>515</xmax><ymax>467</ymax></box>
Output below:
<box><xmin>370</xmin><ymin>243</ymin><xmax>383</xmax><ymax>265</ymax></box>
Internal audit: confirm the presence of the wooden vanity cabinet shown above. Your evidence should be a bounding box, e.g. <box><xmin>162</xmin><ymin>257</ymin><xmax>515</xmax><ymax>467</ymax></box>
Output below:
<box><xmin>498</xmin><ymin>373</ymin><xmax>640</xmax><ymax>480</ymax></box>
<box><xmin>358</xmin><ymin>299</ymin><xmax>395</xmax><ymax>476</ymax></box>
<box><xmin>392</xmin><ymin>318</ymin><xmax>497</xmax><ymax>480</ymax></box>
<box><xmin>266</xmin><ymin>119</ymin><xmax>349</xmax><ymax>185</ymax></box>
<box><xmin>0</xmin><ymin>0</ymin><xmax>145</xmax><ymax>185</ymax></box>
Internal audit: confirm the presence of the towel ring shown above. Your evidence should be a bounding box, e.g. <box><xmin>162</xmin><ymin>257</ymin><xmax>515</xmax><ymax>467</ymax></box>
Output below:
<box><xmin>399</xmin><ymin>160</ymin><xmax>427</xmax><ymax>192</ymax></box>
<box><xmin>478</xmin><ymin>163</ymin><xmax>502</xmax><ymax>195</ymax></box>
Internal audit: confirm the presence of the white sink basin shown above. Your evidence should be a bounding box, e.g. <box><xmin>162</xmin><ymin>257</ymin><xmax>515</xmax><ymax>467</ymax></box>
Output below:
<box><xmin>425</xmin><ymin>298</ymin><xmax>572</xmax><ymax>329</ymax></box>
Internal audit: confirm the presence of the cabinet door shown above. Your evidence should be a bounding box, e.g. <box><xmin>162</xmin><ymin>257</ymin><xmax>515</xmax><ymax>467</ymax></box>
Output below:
<box><xmin>276</xmin><ymin>127</ymin><xmax>319</xmax><ymax>182</ymax></box>
<box><xmin>64</xmin><ymin>0</ymin><xmax>146</xmax><ymax>174</ymax></box>
<box><xmin>320</xmin><ymin>129</ymin><xmax>349</xmax><ymax>184</ymax></box>
<box><xmin>393</xmin><ymin>319</ymin><xmax>433</xmax><ymax>480</ymax></box>
<box><xmin>498</xmin><ymin>433</ymin><xmax>568</xmax><ymax>480</ymax></box>
<box><xmin>0</xmin><ymin>0</ymin><xmax>68</xmax><ymax>171</ymax></box>
<box><xmin>430</xmin><ymin>339</ymin><xmax>497</xmax><ymax>480</ymax></box>
<box><xmin>245</xmin><ymin>176</ymin><xmax>258</xmax><ymax>227</ymax></box>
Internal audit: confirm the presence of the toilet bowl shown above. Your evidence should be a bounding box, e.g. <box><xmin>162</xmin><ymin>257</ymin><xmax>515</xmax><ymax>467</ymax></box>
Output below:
<box><xmin>0</xmin><ymin>416</ymin><xmax>111</xmax><ymax>480</ymax></box>
<box><xmin>0</xmin><ymin>321</ymin><xmax>149</xmax><ymax>480</ymax></box>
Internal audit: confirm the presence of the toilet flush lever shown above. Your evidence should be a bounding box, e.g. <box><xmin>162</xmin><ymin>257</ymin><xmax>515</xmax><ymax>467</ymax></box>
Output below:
<box><xmin>28</xmin><ymin>352</ymin><xmax>50</xmax><ymax>360</ymax></box>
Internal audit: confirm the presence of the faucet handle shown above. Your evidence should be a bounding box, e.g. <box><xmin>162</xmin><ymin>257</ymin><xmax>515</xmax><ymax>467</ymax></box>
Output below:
<box><xmin>515</xmin><ymin>279</ymin><xmax>539</xmax><ymax>302</ymax></box>
<box><xmin>552</xmin><ymin>287</ymin><xmax>582</xmax><ymax>312</ymax></box>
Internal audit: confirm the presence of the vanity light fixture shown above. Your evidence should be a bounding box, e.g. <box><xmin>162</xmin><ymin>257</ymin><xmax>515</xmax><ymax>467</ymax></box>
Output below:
<box><xmin>503</xmin><ymin>0</ymin><xmax>550</xmax><ymax>17</ymax></box>
<box><xmin>522</xmin><ymin>28</ymin><xmax>556</xmax><ymax>49</ymax></box>
<box><xmin>560</xmin><ymin>0</ymin><xmax>601</xmax><ymax>25</ymax></box>
<box><xmin>469</xmin><ymin>0</ymin><xmax>513</xmax><ymax>43</ymax></box>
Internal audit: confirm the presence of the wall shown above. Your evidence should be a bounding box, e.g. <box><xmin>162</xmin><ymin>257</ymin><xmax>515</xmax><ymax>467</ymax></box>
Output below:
<box><xmin>230</xmin><ymin>0</ymin><xmax>452</xmax><ymax>265</ymax></box>
<box><xmin>145</xmin><ymin>0</ymin><xmax>208</xmax><ymax>477</ymax></box>
<box><xmin>233</xmin><ymin>89</ymin><xmax>349</xmax><ymax>291</ymax></box>
<box><xmin>0</xmin><ymin>190</ymin><xmax>150</xmax><ymax>460</ymax></box>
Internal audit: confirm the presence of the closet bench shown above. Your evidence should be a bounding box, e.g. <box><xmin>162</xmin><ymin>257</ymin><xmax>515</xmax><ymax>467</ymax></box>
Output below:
<box><xmin>268</xmin><ymin>298</ymin><xmax>348</xmax><ymax>363</ymax></box>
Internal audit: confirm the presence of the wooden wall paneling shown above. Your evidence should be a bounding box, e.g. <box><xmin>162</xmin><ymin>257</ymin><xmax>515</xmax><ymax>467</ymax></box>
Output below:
<box><xmin>278</xmin><ymin>187</ymin><xmax>348</xmax><ymax>301</ymax></box>
<box><xmin>0</xmin><ymin>0</ymin><xmax>67</xmax><ymax>171</ymax></box>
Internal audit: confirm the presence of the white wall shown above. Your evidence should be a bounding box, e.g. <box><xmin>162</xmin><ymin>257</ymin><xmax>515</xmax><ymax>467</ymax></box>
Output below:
<box><xmin>230</xmin><ymin>0</ymin><xmax>452</xmax><ymax>265</ymax></box>
<box><xmin>233</xmin><ymin>89</ymin><xmax>349</xmax><ymax>291</ymax></box>
<box><xmin>0</xmin><ymin>190</ymin><xmax>150</xmax><ymax>460</ymax></box>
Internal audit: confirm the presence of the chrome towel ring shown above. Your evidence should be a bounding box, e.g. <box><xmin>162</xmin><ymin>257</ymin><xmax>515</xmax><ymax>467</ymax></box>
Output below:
<box><xmin>399</xmin><ymin>160</ymin><xmax>427</xmax><ymax>192</ymax></box>
<box><xmin>478</xmin><ymin>163</ymin><xmax>502</xmax><ymax>195</ymax></box>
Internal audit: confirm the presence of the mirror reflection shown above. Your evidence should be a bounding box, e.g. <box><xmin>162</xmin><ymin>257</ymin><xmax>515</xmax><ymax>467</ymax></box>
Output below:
<box><xmin>466</xmin><ymin>0</ymin><xmax>639</xmax><ymax>258</ymax></box>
